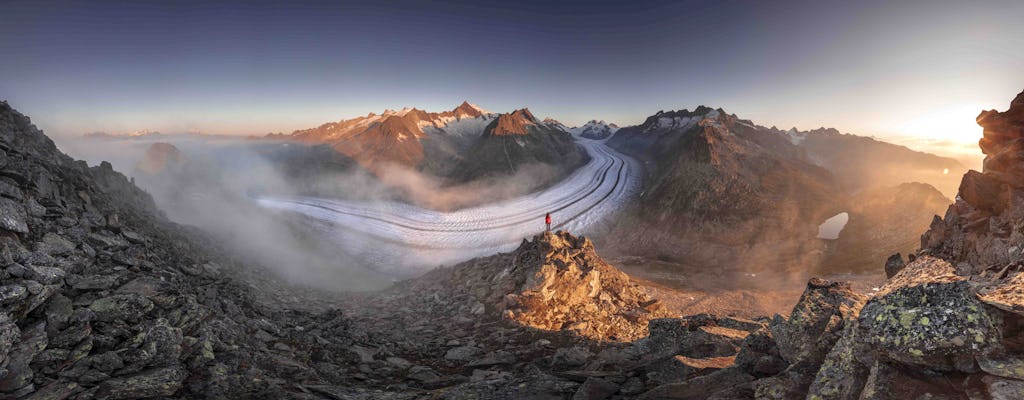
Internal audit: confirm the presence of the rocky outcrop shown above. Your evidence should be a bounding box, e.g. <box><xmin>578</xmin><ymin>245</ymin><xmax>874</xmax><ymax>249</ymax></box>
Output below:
<box><xmin>0</xmin><ymin>101</ymin><xmax>400</xmax><ymax>398</ymax></box>
<box><xmin>632</xmin><ymin>91</ymin><xmax>1024</xmax><ymax>399</ymax></box>
<box><xmin>375</xmin><ymin>231</ymin><xmax>671</xmax><ymax>342</ymax></box>
<box><xmin>922</xmin><ymin>90</ymin><xmax>1024</xmax><ymax>276</ymax></box>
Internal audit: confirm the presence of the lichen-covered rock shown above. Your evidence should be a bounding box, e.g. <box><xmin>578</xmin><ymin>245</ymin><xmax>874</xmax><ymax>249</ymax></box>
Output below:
<box><xmin>856</xmin><ymin>256</ymin><xmax>1000</xmax><ymax>371</ymax></box>
<box><xmin>37</xmin><ymin>232</ymin><xmax>75</xmax><ymax>256</ymax></box>
<box><xmin>89</xmin><ymin>293</ymin><xmax>154</xmax><ymax>322</ymax></box>
<box><xmin>805</xmin><ymin>319</ymin><xmax>869</xmax><ymax>400</ymax></box>
<box><xmin>96</xmin><ymin>365</ymin><xmax>187</xmax><ymax>399</ymax></box>
<box><xmin>770</xmin><ymin>278</ymin><xmax>865</xmax><ymax>365</ymax></box>
<box><xmin>734</xmin><ymin>329</ymin><xmax>787</xmax><ymax>378</ymax></box>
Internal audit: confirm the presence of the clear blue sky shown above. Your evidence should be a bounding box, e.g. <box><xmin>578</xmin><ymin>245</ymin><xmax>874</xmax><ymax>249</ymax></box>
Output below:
<box><xmin>2</xmin><ymin>0</ymin><xmax>1022</xmax><ymax>155</ymax></box>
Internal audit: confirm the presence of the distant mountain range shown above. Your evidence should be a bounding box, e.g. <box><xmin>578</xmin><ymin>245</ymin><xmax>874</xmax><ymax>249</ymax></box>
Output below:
<box><xmin>600</xmin><ymin>106</ymin><xmax>962</xmax><ymax>277</ymax></box>
<box><xmin>264</xmin><ymin>101</ymin><xmax>589</xmax><ymax>185</ymax></box>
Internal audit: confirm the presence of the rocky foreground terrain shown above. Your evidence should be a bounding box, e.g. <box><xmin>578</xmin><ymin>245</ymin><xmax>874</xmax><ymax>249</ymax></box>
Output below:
<box><xmin>0</xmin><ymin>90</ymin><xmax>1023</xmax><ymax>399</ymax></box>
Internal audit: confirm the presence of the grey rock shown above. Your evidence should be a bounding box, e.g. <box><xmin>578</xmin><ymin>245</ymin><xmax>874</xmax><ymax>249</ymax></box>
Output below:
<box><xmin>856</xmin><ymin>257</ymin><xmax>1000</xmax><ymax>371</ymax></box>
<box><xmin>883</xmin><ymin>253</ymin><xmax>905</xmax><ymax>279</ymax></box>
<box><xmin>5</xmin><ymin>263</ymin><xmax>28</xmax><ymax>278</ymax></box>
<box><xmin>69</xmin><ymin>274</ymin><xmax>118</xmax><ymax>290</ymax></box>
<box><xmin>640</xmin><ymin>367</ymin><xmax>754</xmax><ymax>400</ymax></box>
<box><xmin>386</xmin><ymin>356</ymin><xmax>412</xmax><ymax>370</ymax></box>
<box><xmin>573</xmin><ymin>377</ymin><xmax>619</xmax><ymax>400</ymax></box>
<box><xmin>89</xmin><ymin>293</ymin><xmax>154</xmax><ymax>322</ymax></box>
<box><xmin>89</xmin><ymin>351</ymin><xmax>125</xmax><ymax>372</ymax></box>
<box><xmin>551</xmin><ymin>346</ymin><xmax>594</xmax><ymax>370</ymax></box>
<box><xmin>770</xmin><ymin>279</ymin><xmax>864</xmax><ymax>365</ymax></box>
<box><xmin>49</xmin><ymin>323</ymin><xmax>91</xmax><ymax>349</ymax></box>
<box><xmin>29</xmin><ymin>264</ymin><xmax>65</xmax><ymax>284</ymax></box>
<box><xmin>445</xmin><ymin>345</ymin><xmax>483</xmax><ymax>362</ymax></box>
<box><xmin>0</xmin><ymin>322</ymin><xmax>46</xmax><ymax>393</ymax></box>
<box><xmin>0</xmin><ymin>284</ymin><xmax>27</xmax><ymax>305</ymax></box>
<box><xmin>0</xmin><ymin>180</ymin><xmax>21</xmax><ymax>200</ymax></box>
<box><xmin>121</xmin><ymin>230</ymin><xmax>145</xmax><ymax>244</ymax></box>
<box><xmin>37</xmin><ymin>232</ymin><xmax>75</xmax><ymax>256</ymax></box>
<box><xmin>25</xmin><ymin>197</ymin><xmax>45</xmax><ymax>217</ymax></box>
<box><xmin>45</xmin><ymin>293</ymin><xmax>72</xmax><ymax>332</ymax></box>
<box><xmin>86</xmin><ymin>232</ymin><xmax>128</xmax><ymax>251</ymax></box>
<box><xmin>96</xmin><ymin>365</ymin><xmax>186</xmax><ymax>399</ymax></box>
<box><xmin>407</xmin><ymin>365</ymin><xmax>441</xmax><ymax>382</ymax></box>
<box><xmin>982</xmin><ymin>375</ymin><xmax>1024</xmax><ymax>400</ymax></box>
<box><xmin>24</xmin><ymin>379</ymin><xmax>79</xmax><ymax>400</ymax></box>
<box><xmin>0</xmin><ymin>313</ymin><xmax>18</xmax><ymax>365</ymax></box>
<box><xmin>0</xmin><ymin>198</ymin><xmax>28</xmax><ymax>233</ymax></box>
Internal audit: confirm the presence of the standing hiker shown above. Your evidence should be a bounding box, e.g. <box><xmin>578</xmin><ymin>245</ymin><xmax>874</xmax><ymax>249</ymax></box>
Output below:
<box><xmin>545</xmin><ymin>212</ymin><xmax>552</xmax><ymax>232</ymax></box>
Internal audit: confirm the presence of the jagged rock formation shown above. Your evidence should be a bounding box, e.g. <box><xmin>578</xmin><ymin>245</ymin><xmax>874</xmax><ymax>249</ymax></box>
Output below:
<box><xmin>924</xmin><ymin>90</ymin><xmax>1024</xmax><ymax>274</ymax></box>
<box><xmin>344</xmin><ymin>231</ymin><xmax>780</xmax><ymax>398</ymax></box>
<box><xmin>370</xmin><ymin>231</ymin><xmax>670</xmax><ymax>342</ymax></box>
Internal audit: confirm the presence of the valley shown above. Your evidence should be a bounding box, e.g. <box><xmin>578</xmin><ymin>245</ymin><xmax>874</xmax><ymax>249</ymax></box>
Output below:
<box><xmin>255</xmin><ymin>137</ymin><xmax>640</xmax><ymax>275</ymax></box>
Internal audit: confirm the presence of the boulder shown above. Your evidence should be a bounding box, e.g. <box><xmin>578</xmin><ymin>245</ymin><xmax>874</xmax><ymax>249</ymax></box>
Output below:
<box><xmin>770</xmin><ymin>278</ymin><xmax>865</xmax><ymax>365</ymax></box>
<box><xmin>0</xmin><ymin>284</ymin><xmax>27</xmax><ymax>305</ymax></box>
<box><xmin>96</xmin><ymin>365</ymin><xmax>187</xmax><ymax>399</ymax></box>
<box><xmin>89</xmin><ymin>293</ymin><xmax>154</xmax><ymax>322</ymax></box>
<box><xmin>0</xmin><ymin>322</ymin><xmax>46</xmax><ymax>393</ymax></box>
<box><xmin>883</xmin><ymin>253</ymin><xmax>905</xmax><ymax>279</ymax></box>
<box><xmin>644</xmin><ymin>355</ymin><xmax>734</xmax><ymax>385</ymax></box>
<box><xmin>734</xmin><ymin>329</ymin><xmax>787</xmax><ymax>377</ymax></box>
<box><xmin>36</xmin><ymin>232</ymin><xmax>75</xmax><ymax>256</ymax></box>
<box><xmin>572</xmin><ymin>377</ymin><xmax>619</xmax><ymax>400</ymax></box>
<box><xmin>0</xmin><ymin>198</ymin><xmax>28</xmax><ymax>233</ymax></box>
<box><xmin>856</xmin><ymin>256</ymin><xmax>1000</xmax><ymax>371</ymax></box>
<box><xmin>639</xmin><ymin>367</ymin><xmax>753</xmax><ymax>400</ymax></box>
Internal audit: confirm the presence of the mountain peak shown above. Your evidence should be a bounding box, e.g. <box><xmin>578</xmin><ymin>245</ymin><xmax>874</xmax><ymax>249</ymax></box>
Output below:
<box><xmin>452</xmin><ymin>100</ymin><xmax>488</xmax><ymax>118</ymax></box>
<box><xmin>483</xmin><ymin>109</ymin><xmax>537</xmax><ymax>136</ymax></box>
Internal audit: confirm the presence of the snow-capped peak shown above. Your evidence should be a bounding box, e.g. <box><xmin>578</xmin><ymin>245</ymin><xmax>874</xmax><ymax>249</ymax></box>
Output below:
<box><xmin>569</xmin><ymin>119</ymin><xmax>620</xmax><ymax>139</ymax></box>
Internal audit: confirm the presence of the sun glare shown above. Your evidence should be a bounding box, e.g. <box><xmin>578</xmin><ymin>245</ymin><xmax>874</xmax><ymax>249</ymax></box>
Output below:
<box><xmin>902</xmin><ymin>104</ymin><xmax>986</xmax><ymax>144</ymax></box>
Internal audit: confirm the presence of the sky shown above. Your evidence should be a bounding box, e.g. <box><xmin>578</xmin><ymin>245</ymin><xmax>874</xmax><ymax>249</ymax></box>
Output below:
<box><xmin>2</xmin><ymin>0</ymin><xmax>1023</xmax><ymax>164</ymax></box>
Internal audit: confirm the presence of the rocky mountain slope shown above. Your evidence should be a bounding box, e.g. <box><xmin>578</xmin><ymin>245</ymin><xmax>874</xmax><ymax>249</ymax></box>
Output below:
<box><xmin>445</xmin><ymin>108</ymin><xmax>589</xmax><ymax>183</ymax></box>
<box><xmin>270</xmin><ymin>102</ymin><xmax>588</xmax><ymax>187</ymax></box>
<box><xmin>822</xmin><ymin>182</ymin><xmax>951</xmax><ymax>274</ymax></box>
<box><xmin>603</xmin><ymin>107</ymin><xmax>845</xmax><ymax>278</ymax></box>
<box><xmin>0</xmin><ymin>101</ymin><xmax>404</xmax><ymax>399</ymax></box>
<box><xmin>601</xmin><ymin>106</ymin><xmax>964</xmax><ymax>284</ymax></box>
<box><xmin>794</xmin><ymin>127</ymin><xmax>967</xmax><ymax>197</ymax></box>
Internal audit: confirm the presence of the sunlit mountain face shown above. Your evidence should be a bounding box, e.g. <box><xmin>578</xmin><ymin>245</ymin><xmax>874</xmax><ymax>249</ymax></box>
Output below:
<box><xmin>2</xmin><ymin>1</ymin><xmax>1024</xmax><ymax>399</ymax></box>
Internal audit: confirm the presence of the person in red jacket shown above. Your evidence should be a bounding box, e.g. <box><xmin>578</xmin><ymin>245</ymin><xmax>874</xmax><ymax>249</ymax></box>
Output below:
<box><xmin>545</xmin><ymin>212</ymin><xmax>552</xmax><ymax>232</ymax></box>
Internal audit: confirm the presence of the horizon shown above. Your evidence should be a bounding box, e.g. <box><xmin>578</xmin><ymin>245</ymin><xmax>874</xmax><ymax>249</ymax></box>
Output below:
<box><xmin>4</xmin><ymin>0</ymin><xmax>1023</xmax><ymax>167</ymax></box>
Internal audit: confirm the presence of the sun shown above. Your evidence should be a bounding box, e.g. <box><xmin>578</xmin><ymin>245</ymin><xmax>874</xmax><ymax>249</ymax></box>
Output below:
<box><xmin>901</xmin><ymin>104</ymin><xmax>986</xmax><ymax>144</ymax></box>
